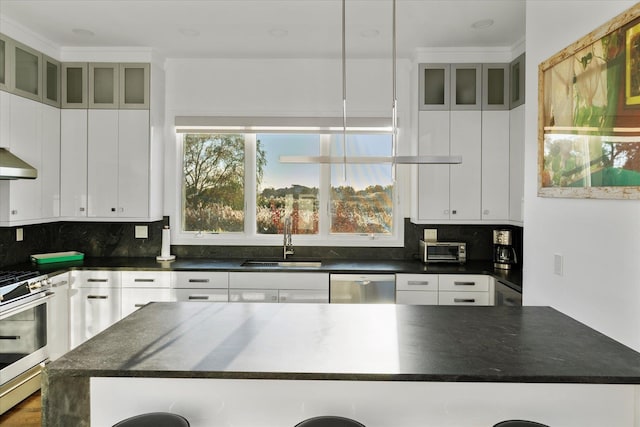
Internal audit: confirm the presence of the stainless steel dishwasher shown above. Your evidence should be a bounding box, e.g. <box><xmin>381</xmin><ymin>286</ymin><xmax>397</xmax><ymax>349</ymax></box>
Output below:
<box><xmin>329</xmin><ymin>274</ymin><xmax>396</xmax><ymax>304</ymax></box>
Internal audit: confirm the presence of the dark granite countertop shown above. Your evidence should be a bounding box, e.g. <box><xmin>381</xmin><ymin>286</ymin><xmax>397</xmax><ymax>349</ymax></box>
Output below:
<box><xmin>14</xmin><ymin>257</ymin><xmax>523</xmax><ymax>291</ymax></box>
<box><xmin>46</xmin><ymin>303</ymin><xmax>640</xmax><ymax>384</ymax></box>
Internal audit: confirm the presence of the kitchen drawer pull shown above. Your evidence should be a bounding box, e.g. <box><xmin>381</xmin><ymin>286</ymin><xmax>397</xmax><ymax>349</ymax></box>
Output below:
<box><xmin>454</xmin><ymin>298</ymin><xmax>476</xmax><ymax>303</ymax></box>
<box><xmin>134</xmin><ymin>304</ymin><xmax>146</xmax><ymax>308</ymax></box>
<box><xmin>0</xmin><ymin>335</ymin><xmax>20</xmax><ymax>340</ymax></box>
<box><xmin>453</xmin><ymin>281</ymin><xmax>476</xmax><ymax>286</ymax></box>
<box><xmin>188</xmin><ymin>279</ymin><xmax>210</xmax><ymax>283</ymax></box>
<box><xmin>87</xmin><ymin>295</ymin><xmax>108</xmax><ymax>299</ymax></box>
<box><xmin>87</xmin><ymin>279</ymin><xmax>108</xmax><ymax>283</ymax></box>
<box><xmin>188</xmin><ymin>295</ymin><xmax>209</xmax><ymax>300</ymax></box>
<box><xmin>408</xmin><ymin>280</ymin><xmax>430</xmax><ymax>286</ymax></box>
<box><xmin>134</xmin><ymin>278</ymin><xmax>155</xmax><ymax>283</ymax></box>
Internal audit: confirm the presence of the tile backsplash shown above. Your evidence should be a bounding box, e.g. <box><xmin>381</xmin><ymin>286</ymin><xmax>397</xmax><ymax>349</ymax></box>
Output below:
<box><xmin>0</xmin><ymin>218</ymin><xmax>522</xmax><ymax>268</ymax></box>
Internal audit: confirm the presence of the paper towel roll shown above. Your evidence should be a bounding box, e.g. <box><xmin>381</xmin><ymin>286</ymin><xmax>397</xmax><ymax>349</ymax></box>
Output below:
<box><xmin>161</xmin><ymin>227</ymin><xmax>171</xmax><ymax>258</ymax></box>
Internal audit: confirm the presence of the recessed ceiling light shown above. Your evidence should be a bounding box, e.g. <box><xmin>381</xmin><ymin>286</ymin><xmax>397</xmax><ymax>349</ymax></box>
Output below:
<box><xmin>471</xmin><ymin>19</ymin><xmax>494</xmax><ymax>29</ymax></box>
<box><xmin>72</xmin><ymin>28</ymin><xmax>94</xmax><ymax>37</ymax></box>
<box><xmin>179</xmin><ymin>28</ymin><xmax>200</xmax><ymax>37</ymax></box>
<box><xmin>360</xmin><ymin>29</ymin><xmax>380</xmax><ymax>38</ymax></box>
<box><xmin>268</xmin><ymin>28</ymin><xmax>288</xmax><ymax>38</ymax></box>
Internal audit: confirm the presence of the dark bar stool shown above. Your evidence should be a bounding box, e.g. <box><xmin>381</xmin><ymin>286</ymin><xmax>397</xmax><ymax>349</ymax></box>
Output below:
<box><xmin>494</xmin><ymin>421</ymin><xmax>549</xmax><ymax>427</ymax></box>
<box><xmin>112</xmin><ymin>412</ymin><xmax>190</xmax><ymax>427</ymax></box>
<box><xmin>295</xmin><ymin>415</ymin><xmax>366</xmax><ymax>427</ymax></box>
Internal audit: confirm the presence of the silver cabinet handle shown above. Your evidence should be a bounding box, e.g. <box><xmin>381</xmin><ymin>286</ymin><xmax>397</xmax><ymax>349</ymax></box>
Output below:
<box><xmin>87</xmin><ymin>295</ymin><xmax>108</xmax><ymax>299</ymax></box>
<box><xmin>188</xmin><ymin>279</ymin><xmax>210</xmax><ymax>283</ymax></box>
<box><xmin>0</xmin><ymin>335</ymin><xmax>20</xmax><ymax>340</ymax></box>
<box><xmin>134</xmin><ymin>278</ymin><xmax>155</xmax><ymax>283</ymax></box>
<box><xmin>188</xmin><ymin>295</ymin><xmax>209</xmax><ymax>300</ymax></box>
<box><xmin>79</xmin><ymin>207</ymin><xmax>86</xmax><ymax>212</ymax></box>
<box><xmin>408</xmin><ymin>280</ymin><xmax>430</xmax><ymax>286</ymax></box>
<box><xmin>454</xmin><ymin>298</ymin><xmax>476</xmax><ymax>303</ymax></box>
<box><xmin>87</xmin><ymin>278</ymin><xmax>108</xmax><ymax>283</ymax></box>
<box><xmin>134</xmin><ymin>304</ymin><xmax>146</xmax><ymax>308</ymax></box>
<box><xmin>454</xmin><ymin>281</ymin><xmax>475</xmax><ymax>286</ymax></box>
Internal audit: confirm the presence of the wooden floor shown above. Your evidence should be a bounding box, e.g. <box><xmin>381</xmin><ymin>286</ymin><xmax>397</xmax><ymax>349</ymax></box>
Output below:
<box><xmin>0</xmin><ymin>390</ymin><xmax>42</xmax><ymax>427</ymax></box>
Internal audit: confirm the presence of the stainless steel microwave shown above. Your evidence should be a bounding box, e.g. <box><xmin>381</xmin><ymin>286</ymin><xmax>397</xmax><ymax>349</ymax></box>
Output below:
<box><xmin>420</xmin><ymin>241</ymin><xmax>466</xmax><ymax>264</ymax></box>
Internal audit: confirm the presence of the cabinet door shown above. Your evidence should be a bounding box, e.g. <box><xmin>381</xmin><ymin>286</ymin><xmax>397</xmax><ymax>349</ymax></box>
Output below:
<box><xmin>60</xmin><ymin>109</ymin><xmax>88</xmax><ymax>217</ymax></box>
<box><xmin>396</xmin><ymin>290</ymin><xmax>438</xmax><ymax>305</ymax></box>
<box><xmin>42</xmin><ymin>55</ymin><xmax>61</xmax><ymax>107</ymax></box>
<box><xmin>417</xmin><ymin>111</ymin><xmax>450</xmax><ymax>221</ymax></box>
<box><xmin>73</xmin><ymin>287</ymin><xmax>121</xmax><ymax>347</ymax></box>
<box><xmin>418</xmin><ymin>64</ymin><xmax>450</xmax><ymax>111</ymax></box>
<box><xmin>0</xmin><ymin>95</ymin><xmax>41</xmax><ymax>223</ymax></box>
<box><xmin>510</xmin><ymin>53</ymin><xmax>525</xmax><ymax>109</ymax></box>
<box><xmin>509</xmin><ymin>105</ymin><xmax>525</xmax><ymax>223</ymax></box>
<box><xmin>439</xmin><ymin>275</ymin><xmax>490</xmax><ymax>292</ymax></box>
<box><xmin>175</xmin><ymin>289</ymin><xmax>229</xmax><ymax>302</ymax></box>
<box><xmin>482</xmin><ymin>64</ymin><xmax>509</xmax><ymax>110</ymax></box>
<box><xmin>119</xmin><ymin>63</ymin><xmax>149</xmax><ymax>109</ymax></box>
<box><xmin>118</xmin><ymin>110</ymin><xmax>149</xmax><ymax>217</ymax></box>
<box><xmin>279</xmin><ymin>289</ymin><xmax>328</xmax><ymax>303</ymax></box>
<box><xmin>47</xmin><ymin>273</ymin><xmax>70</xmax><ymax>361</ymax></box>
<box><xmin>0</xmin><ymin>34</ymin><xmax>12</xmax><ymax>92</ymax></box>
<box><xmin>481</xmin><ymin>110</ymin><xmax>510</xmax><ymax>220</ymax></box>
<box><xmin>396</xmin><ymin>274</ymin><xmax>439</xmax><ymax>291</ymax></box>
<box><xmin>12</xmin><ymin>40</ymin><xmax>41</xmax><ymax>101</ymax></box>
<box><xmin>121</xmin><ymin>288</ymin><xmax>175</xmax><ymax>318</ymax></box>
<box><xmin>41</xmin><ymin>104</ymin><xmax>60</xmax><ymax>219</ymax></box>
<box><xmin>62</xmin><ymin>62</ymin><xmax>88</xmax><ymax>108</ymax></box>
<box><xmin>229</xmin><ymin>289</ymin><xmax>279</xmax><ymax>303</ymax></box>
<box><xmin>89</xmin><ymin>63</ymin><xmax>119</xmax><ymax>109</ymax></box>
<box><xmin>449</xmin><ymin>111</ymin><xmax>481</xmax><ymax>220</ymax></box>
<box><xmin>88</xmin><ymin>109</ymin><xmax>119</xmax><ymax>217</ymax></box>
<box><xmin>450</xmin><ymin>64</ymin><xmax>481</xmax><ymax>110</ymax></box>
<box><xmin>121</xmin><ymin>271</ymin><xmax>171</xmax><ymax>289</ymax></box>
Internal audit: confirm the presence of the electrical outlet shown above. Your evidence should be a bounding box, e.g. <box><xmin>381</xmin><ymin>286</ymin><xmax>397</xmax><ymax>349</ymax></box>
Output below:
<box><xmin>553</xmin><ymin>254</ymin><xmax>563</xmax><ymax>276</ymax></box>
<box><xmin>16</xmin><ymin>228</ymin><xmax>23</xmax><ymax>242</ymax></box>
<box><xmin>135</xmin><ymin>225</ymin><xmax>148</xmax><ymax>239</ymax></box>
<box><xmin>423</xmin><ymin>229</ymin><xmax>437</xmax><ymax>242</ymax></box>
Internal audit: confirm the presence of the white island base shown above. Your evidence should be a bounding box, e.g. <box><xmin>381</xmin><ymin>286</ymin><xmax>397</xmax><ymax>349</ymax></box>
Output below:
<box><xmin>91</xmin><ymin>377</ymin><xmax>640</xmax><ymax>427</ymax></box>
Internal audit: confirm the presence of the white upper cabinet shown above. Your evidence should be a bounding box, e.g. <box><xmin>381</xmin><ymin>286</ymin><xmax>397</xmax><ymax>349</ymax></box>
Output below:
<box><xmin>41</xmin><ymin>103</ymin><xmax>60</xmax><ymax>220</ymax></box>
<box><xmin>481</xmin><ymin>110</ymin><xmax>510</xmax><ymax>221</ymax></box>
<box><xmin>60</xmin><ymin>109</ymin><xmax>88</xmax><ymax>218</ymax></box>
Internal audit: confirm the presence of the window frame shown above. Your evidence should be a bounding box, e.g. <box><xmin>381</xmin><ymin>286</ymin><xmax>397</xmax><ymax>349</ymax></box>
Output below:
<box><xmin>172</xmin><ymin>127</ymin><xmax>404</xmax><ymax>247</ymax></box>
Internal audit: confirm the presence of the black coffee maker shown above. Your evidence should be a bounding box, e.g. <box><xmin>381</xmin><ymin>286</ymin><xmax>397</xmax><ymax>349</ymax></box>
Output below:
<box><xmin>493</xmin><ymin>229</ymin><xmax>517</xmax><ymax>270</ymax></box>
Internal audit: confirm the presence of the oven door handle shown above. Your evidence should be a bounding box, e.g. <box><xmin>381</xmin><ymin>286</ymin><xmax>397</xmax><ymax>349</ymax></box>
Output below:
<box><xmin>0</xmin><ymin>293</ymin><xmax>53</xmax><ymax>319</ymax></box>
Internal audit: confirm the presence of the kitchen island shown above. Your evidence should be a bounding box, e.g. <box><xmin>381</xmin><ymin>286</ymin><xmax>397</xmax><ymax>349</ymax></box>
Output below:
<box><xmin>43</xmin><ymin>303</ymin><xmax>640</xmax><ymax>426</ymax></box>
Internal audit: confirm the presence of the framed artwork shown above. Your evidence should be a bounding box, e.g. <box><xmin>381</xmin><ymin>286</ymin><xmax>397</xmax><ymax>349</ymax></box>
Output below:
<box><xmin>539</xmin><ymin>4</ymin><xmax>640</xmax><ymax>199</ymax></box>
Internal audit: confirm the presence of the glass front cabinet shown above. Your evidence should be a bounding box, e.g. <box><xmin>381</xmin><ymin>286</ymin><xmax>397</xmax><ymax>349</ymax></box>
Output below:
<box><xmin>62</xmin><ymin>62</ymin><xmax>88</xmax><ymax>108</ymax></box>
<box><xmin>12</xmin><ymin>40</ymin><xmax>42</xmax><ymax>101</ymax></box>
<box><xmin>43</xmin><ymin>55</ymin><xmax>61</xmax><ymax>107</ymax></box>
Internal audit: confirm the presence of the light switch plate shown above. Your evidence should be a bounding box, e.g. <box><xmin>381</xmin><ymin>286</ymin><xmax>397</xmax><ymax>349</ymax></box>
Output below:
<box><xmin>135</xmin><ymin>225</ymin><xmax>148</xmax><ymax>239</ymax></box>
<box><xmin>16</xmin><ymin>228</ymin><xmax>23</xmax><ymax>242</ymax></box>
<box><xmin>423</xmin><ymin>229</ymin><xmax>437</xmax><ymax>242</ymax></box>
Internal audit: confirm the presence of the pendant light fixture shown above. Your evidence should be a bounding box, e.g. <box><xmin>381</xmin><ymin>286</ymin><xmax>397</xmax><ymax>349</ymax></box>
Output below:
<box><xmin>279</xmin><ymin>0</ymin><xmax>461</xmax><ymax>166</ymax></box>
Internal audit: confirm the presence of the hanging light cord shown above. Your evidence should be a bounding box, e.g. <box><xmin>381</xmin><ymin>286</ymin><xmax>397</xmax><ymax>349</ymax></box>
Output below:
<box><xmin>342</xmin><ymin>0</ymin><xmax>348</xmax><ymax>181</ymax></box>
<box><xmin>391</xmin><ymin>0</ymin><xmax>398</xmax><ymax>182</ymax></box>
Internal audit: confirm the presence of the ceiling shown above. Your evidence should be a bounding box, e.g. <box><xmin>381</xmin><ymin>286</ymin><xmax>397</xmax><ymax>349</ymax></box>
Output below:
<box><xmin>0</xmin><ymin>0</ymin><xmax>526</xmax><ymax>59</ymax></box>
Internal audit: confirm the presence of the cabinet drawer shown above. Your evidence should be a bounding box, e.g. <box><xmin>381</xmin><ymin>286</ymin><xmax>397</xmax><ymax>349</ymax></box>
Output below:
<box><xmin>121</xmin><ymin>271</ymin><xmax>171</xmax><ymax>288</ymax></box>
<box><xmin>439</xmin><ymin>275</ymin><xmax>489</xmax><ymax>292</ymax></box>
<box><xmin>396</xmin><ymin>274</ymin><xmax>438</xmax><ymax>291</ymax></box>
<box><xmin>279</xmin><ymin>289</ymin><xmax>328</xmax><ymax>303</ymax></box>
<box><xmin>439</xmin><ymin>291</ymin><xmax>490</xmax><ymax>306</ymax></box>
<box><xmin>175</xmin><ymin>289</ymin><xmax>228</xmax><ymax>302</ymax></box>
<box><xmin>229</xmin><ymin>289</ymin><xmax>279</xmax><ymax>303</ymax></box>
<box><xmin>229</xmin><ymin>272</ymin><xmax>328</xmax><ymax>290</ymax></box>
<box><xmin>396</xmin><ymin>290</ymin><xmax>438</xmax><ymax>305</ymax></box>
<box><xmin>73</xmin><ymin>270</ymin><xmax>120</xmax><ymax>288</ymax></box>
<box><xmin>173</xmin><ymin>271</ymin><xmax>229</xmax><ymax>289</ymax></box>
<box><xmin>121</xmin><ymin>288</ymin><xmax>175</xmax><ymax>317</ymax></box>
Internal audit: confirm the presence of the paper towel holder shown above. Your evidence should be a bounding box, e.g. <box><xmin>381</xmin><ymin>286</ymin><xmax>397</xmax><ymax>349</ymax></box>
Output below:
<box><xmin>157</xmin><ymin>225</ymin><xmax>176</xmax><ymax>262</ymax></box>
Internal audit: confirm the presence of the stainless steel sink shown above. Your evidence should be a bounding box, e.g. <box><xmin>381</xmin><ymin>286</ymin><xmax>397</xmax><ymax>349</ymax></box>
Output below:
<box><xmin>241</xmin><ymin>260</ymin><xmax>322</xmax><ymax>268</ymax></box>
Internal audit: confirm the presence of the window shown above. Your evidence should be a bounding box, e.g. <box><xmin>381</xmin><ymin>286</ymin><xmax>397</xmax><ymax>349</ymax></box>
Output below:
<box><xmin>176</xmin><ymin>119</ymin><xmax>401</xmax><ymax>246</ymax></box>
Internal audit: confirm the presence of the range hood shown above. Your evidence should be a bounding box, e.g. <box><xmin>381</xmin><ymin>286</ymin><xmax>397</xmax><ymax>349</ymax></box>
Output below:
<box><xmin>0</xmin><ymin>148</ymin><xmax>37</xmax><ymax>179</ymax></box>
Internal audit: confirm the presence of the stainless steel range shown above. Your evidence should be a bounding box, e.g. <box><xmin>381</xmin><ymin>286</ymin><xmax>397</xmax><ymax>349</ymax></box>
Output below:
<box><xmin>0</xmin><ymin>270</ymin><xmax>52</xmax><ymax>415</ymax></box>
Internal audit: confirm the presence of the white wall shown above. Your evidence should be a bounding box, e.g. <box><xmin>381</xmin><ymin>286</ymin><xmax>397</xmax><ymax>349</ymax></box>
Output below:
<box><xmin>524</xmin><ymin>1</ymin><xmax>640</xmax><ymax>351</ymax></box>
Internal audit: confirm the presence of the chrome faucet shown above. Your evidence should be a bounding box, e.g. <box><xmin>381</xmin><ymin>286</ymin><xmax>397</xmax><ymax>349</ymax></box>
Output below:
<box><xmin>283</xmin><ymin>215</ymin><xmax>294</xmax><ymax>259</ymax></box>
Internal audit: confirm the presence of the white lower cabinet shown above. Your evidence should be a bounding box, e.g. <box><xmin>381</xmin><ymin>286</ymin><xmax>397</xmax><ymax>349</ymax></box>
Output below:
<box><xmin>173</xmin><ymin>271</ymin><xmax>229</xmax><ymax>302</ymax></box>
<box><xmin>395</xmin><ymin>273</ymin><xmax>494</xmax><ymax>306</ymax></box>
<box><xmin>120</xmin><ymin>271</ymin><xmax>174</xmax><ymax>317</ymax></box>
<box><xmin>47</xmin><ymin>272</ymin><xmax>70</xmax><ymax>361</ymax></box>
<box><xmin>229</xmin><ymin>272</ymin><xmax>329</xmax><ymax>303</ymax></box>
<box><xmin>69</xmin><ymin>270</ymin><xmax>121</xmax><ymax>349</ymax></box>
